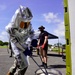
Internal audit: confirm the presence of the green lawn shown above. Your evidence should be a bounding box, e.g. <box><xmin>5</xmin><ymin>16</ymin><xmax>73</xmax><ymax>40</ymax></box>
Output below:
<box><xmin>0</xmin><ymin>46</ymin><xmax>66</xmax><ymax>53</ymax></box>
<box><xmin>52</xmin><ymin>47</ymin><xmax>66</xmax><ymax>53</ymax></box>
<box><xmin>0</xmin><ymin>46</ymin><xmax>8</xmax><ymax>48</ymax></box>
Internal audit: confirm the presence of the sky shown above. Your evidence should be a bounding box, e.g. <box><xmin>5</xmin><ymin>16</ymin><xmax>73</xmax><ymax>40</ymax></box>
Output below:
<box><xmin>0</xmin><ymin>0</ymin><xmax>65</xmax><ymax>45</ymax></box>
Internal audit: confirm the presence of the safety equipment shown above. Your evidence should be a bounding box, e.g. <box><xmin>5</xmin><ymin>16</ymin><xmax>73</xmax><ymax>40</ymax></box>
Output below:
<box><xmin>5</xmin><ymin>5</ymin><xmax>33</xmax><ymax>51</ymax></box>
<box><xmin>5</xmin><ymin>5</ymin><xmax>34</xmax><ymax>75</ymax></box>
<box><xmin>41</xmin><ymin>44</ymin><xmax>45</xmax><ymax>49</ymax></box>
<box><xmin>20</xmin><ymin>21</ymin><xmax>30</xmax><ymax>29</ymax></box>
<box><xmin>7</xmin><ymin>72</ymin><xmax>13</xmax><ymax>75</ymax></box>
<box><xmin>19</xmin><ymin>5</ymin><xmax>33</xmax><ymax>21</ymax></box>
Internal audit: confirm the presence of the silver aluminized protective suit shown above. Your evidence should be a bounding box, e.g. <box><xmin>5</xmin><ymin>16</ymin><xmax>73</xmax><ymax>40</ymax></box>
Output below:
<box><xmin>6</xmin><ymin>5</ymin><xmax>34</xmax><ymax>75</ymax></box>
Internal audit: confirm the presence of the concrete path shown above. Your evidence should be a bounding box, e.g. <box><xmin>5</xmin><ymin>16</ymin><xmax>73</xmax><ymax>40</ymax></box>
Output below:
<box><xmin>0</xmin><ymin>48</ymin><xmax>66</xmax><ymax>75</ymax></box>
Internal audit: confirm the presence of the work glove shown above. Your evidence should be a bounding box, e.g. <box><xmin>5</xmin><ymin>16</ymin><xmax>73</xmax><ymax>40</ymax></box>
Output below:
<box><xmin>42</xmin><ymin>44</ymin><xmax>45</xmax><ymax>49</ymax></box>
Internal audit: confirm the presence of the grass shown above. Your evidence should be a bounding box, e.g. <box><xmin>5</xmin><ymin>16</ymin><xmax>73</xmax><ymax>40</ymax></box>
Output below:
<box><xmin>0</xmin><ymin>46</ymin><xmax>8</xmax><ymax>48</ymax></box>
<box><xmin>0</xmin><ymin>46</ymin><xmax>66</xmax><ymax>53</ymax></box>
<box><xmin>52</xmin><ymin>47</ymin><xmax>66</xmax><ymax>53</ymax></box>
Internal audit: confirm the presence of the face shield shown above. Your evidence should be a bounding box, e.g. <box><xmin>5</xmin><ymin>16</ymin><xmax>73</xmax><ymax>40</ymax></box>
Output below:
<box><xmin>20</xmin><ymin>21</ymin><xmax>30</xmax><ymax>29</ymax></box>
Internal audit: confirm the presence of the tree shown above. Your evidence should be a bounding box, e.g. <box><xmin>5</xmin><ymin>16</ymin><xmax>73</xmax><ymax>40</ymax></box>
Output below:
<box><xmin>48</xmin><ymin>44</ymin><xmax>52</xmax><ymax>48</ymax></box>
<box><xmin>54</xmin><ymin>43</ymin><xmax>62</xmax><ymax>47</ymax></box>
<box><xmin>0</xmin><ymin>40</ymin><xmax>3</xmax><ymax>46</ymax></box>
<box><xmin>3</xmin><ymin>42</ymin><xmax>8</xmax><ymax>45</ymax></box>
<box><xmin>0</xmin><ymin>40</ymin><xmax>8</xmax><ymax>46</ymax></box>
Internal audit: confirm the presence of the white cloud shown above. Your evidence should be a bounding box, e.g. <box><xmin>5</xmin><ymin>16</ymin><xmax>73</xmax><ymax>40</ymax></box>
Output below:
<box><xmin>54</xmin><ymin>21</ymin><xmax>66</xmax><ymax>44</ymax></box>
<box><xmin>42</xmin><ymin>12</ymin><xmax>65</xmax><ymax>44</ymax></box>
<box><xmin>0</xmin><ymin>4</ymin><xmax>7</xmax><ymax>11</ymax></box>
<box><xmin>0</xmin><ymin>36</ymin><xmax>3</xmax><ymax>39</ymax></box>
<box><xmin>54</xmin><ymin>21</ymin><xmax>65</xmax><ymax>37</ymax></box>
<box><xmin>1</xmin><ymin>31</ymin><xmax>7</xmax><ymax>35</ymax></box>
<box><xmin>0</xmin><ymin>31</ymin><xmax>8</xmax><ymax>42</ymax></box>
<box><xmin>43</xmin><ymin>12</ymin><xmax>61</xmax><ymax>23</ymax></box>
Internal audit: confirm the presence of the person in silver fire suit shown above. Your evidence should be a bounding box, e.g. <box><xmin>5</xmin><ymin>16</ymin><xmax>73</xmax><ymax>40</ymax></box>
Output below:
<box><xmin>5</xmin><ymin>5</ymin><xmax>34</xmax><ymax>75</ymax></box>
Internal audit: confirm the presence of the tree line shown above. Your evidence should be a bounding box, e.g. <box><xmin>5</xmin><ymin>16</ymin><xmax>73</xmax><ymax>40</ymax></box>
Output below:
<box><xmin>0</xmin><ymin>40</ymin><xmax>8</xmax><ymax>46</ymax></box>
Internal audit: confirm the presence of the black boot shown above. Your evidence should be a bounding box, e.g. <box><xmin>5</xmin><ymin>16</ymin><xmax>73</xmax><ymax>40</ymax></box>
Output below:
<box><xmin>40</xmin><ymin>62</ymin><xmax>44</xmax><ymax>67</ymax></box>
<box><xmin>42</xmin><ymin>62</ymin><xmax>44</xmax><ymax>66</ymax></box>
<box><xmin>44</xmin><ymin>63</ymin><xmax>47</xmax><ymax>68</ymax></box>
